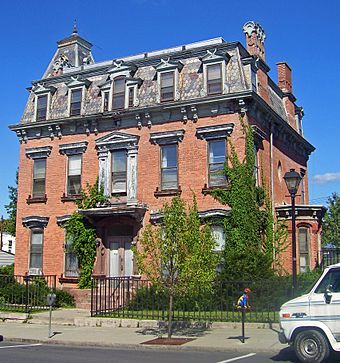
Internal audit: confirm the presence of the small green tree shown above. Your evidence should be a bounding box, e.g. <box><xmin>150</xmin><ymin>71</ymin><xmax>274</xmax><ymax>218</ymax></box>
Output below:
<box><xmin>323</xmin><ymin>192</ymin><xmax>340</xmax><ymax>246</ymax></box>
<box><xmin>4</xmin><ymin>170</ymin><xmax>18</xmax><ymax>236</ymax></box>
<box><xmin>213</xmin><ymin>117</ymin><xmax>275</xmax><ymax>280</ymax></box>
<box><xmin>65</xmin><ymin>180</ymin><xmax>106</xmax><ymax>288</ymax></box>
<box><xmin>134</xmin><ymin>196</ymin><xmax>218</xmax><ymax>338</ymax></box>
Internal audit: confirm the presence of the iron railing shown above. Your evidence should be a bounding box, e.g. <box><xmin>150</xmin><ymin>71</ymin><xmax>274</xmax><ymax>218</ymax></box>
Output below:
<box><xmin>0</xmin><ymin>274</ymin><xmax>56</xmax><ymax>313</ymax></box>
<box><xmin>91</xmin><ymin>277</ymin><xmax>293</xmax><ymax>323</ymax></box>
<box><xmin>321</xmin><ymin>248</ymin><xmax>340</xmax><ymax>269</ymax></box>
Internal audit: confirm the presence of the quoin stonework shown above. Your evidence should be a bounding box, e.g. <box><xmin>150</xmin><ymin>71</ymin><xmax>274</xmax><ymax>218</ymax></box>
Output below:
<box><xmin>11</xmin><ymin>21</ymin><xmax>325</xmax><ymax>286</ymax></box>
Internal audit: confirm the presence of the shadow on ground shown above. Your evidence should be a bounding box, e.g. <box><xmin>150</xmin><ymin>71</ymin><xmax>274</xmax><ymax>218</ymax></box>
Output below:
<box><xmin>137</xmin><ymin>322</ymin><xmax>210</xmax><ymax>337</ymax></box>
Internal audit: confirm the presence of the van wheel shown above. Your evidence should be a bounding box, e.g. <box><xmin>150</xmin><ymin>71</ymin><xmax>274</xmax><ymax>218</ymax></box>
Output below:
<box><xmin>294</xmin><ymin>329</ymin><xmax>330</xmax><ymax>363</ymax></box>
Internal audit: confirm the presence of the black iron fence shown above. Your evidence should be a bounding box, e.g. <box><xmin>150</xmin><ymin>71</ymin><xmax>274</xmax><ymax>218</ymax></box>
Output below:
<box><xmin>321</xmin><ymin>248</ymin><xmax>340</xmax><ymax>269</ymax></box>
<box><xmin>0</xmin><ymin>274</ymin><xmax>56</xmax><ymax>313</ymax></box>
<box><xmin>91</xmin><ymin>277</ymin><xmax>294</xmax><ymax>323</ymax></box>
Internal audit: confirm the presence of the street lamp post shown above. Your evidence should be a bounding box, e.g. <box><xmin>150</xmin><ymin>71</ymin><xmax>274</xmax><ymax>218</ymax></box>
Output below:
<box><xmin>283</xmin><ymin>169</ymin><xmax>302</xmax><ymax>295</ymax></box>
<box><xmin>0</xmin><ymin>215</ymin><xmax>3</xmax><ymax>251</ymax></box>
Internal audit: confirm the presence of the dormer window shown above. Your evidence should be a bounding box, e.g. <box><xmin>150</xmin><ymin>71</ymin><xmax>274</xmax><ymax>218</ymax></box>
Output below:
<box><xmin>112</xmin><ymin>77</ymin><xmax>125</xmax><ymax>110</ymax></box>
<box><xmin>37</xmin><ymin>95</ymin><xmax>48</xmax><ymax>121</ymax></box>
<box><xmin>32</xmin><ymin>83</ymin><xmax>56</xmax><ymax>122</ymax></box>
<box><xmin>201</xmin><ymin>49</ymin><xmax>229</xmax><ymax>97</ymax></box>
<box><xmin>103</xmin><ymin>91</ymin><xmax>110</xmax><ymax>112</ymax></box>
<box><xmin>66</xmin><ymin>76</ymin><xmax>91</xmax><ymax>117</ymax></box>
<box><xmin>160</xmin><ymin>71</ymin><xmax>175</xmax><ymax>102</ymax></box>
<box><xmin>154</xmin><ymin>58</ymin><xmax>183</xmax><ymax>103</ymax></box>
<box><xmin>207</xmin><ymin>63</ymin><xmax>222</xmax><ymax>95</ymax></box>
<box><xmin>70</xmin><ymin>89</ymin><xmax>82</xmax><ymax>116</ymax></box>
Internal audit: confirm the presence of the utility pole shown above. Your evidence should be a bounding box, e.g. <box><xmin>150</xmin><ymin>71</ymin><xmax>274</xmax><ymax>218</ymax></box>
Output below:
<box><xmin>0</xmin><ymin>215</ymin><xmax>4</xmax><ymax>250</ymax></box>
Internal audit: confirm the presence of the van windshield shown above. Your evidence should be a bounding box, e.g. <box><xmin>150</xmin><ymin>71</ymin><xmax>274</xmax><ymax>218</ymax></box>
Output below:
<box><xmin>315</xmin><ymin>268</ymin><xmax>340</xmax><ymax>293</ymax></box>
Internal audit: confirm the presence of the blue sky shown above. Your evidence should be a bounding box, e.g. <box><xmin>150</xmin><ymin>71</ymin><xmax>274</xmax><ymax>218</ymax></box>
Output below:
<box><xmin>0</xmin><ymin>0</ymin><xmax>339</xmax><ymax>216</ymax></box>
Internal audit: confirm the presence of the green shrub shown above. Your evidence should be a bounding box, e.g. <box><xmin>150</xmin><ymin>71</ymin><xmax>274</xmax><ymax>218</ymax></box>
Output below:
<box><xmin>55</xmin><ymin>289</ymin><xmax>75</xmax><ymax>308</ymax></box>
<box><xmin>0</xmin><ymin>264</ymin><xmax>14</xmax><ymax>276</ymax></box>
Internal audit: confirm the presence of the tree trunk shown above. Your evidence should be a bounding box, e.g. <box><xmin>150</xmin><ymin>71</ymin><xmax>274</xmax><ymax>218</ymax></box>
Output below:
<box><xmin>167</xmin><ymin>291</ymin><xmax>174</xmax><ymax>339</ymax></box>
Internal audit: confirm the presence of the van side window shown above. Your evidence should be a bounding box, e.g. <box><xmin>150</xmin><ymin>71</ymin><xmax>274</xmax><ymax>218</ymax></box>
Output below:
<box><xmin>315</xmin><ymin>268</ymin><xmax>340</xmax><ymax>293</ymax></box>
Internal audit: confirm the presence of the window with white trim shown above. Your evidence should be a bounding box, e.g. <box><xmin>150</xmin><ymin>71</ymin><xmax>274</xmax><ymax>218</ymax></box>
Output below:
<box><xmin>208</xmin><ymin>140</ymin><xmax>226</xmax><ymax>187</ymax></box>
<box><xmin>161</xmin><ymin>145</ymin><xmax>178</xmax><ymax>190</ymax></box>
<box><xmin>298</xmin><ymin>227</ymin><xmax>310</xmax><ymax>273</ymax></box>
<box><xmin>29</xmin><ymin>229</ymin><xmax>43</xmax><ymax>273</ymax></box>
<box><xmin>112</xmin><ymin>77</ymin><xmax>125</xmax><ymax>110</ymax></box>
<box><xmin>160</xmin><ymin>71</ymin><xmax>175</xmax><ymax>102</ymax></box>
<box><xmin>32</xmin><ymin>159</ymin><xmax>46</xmax><ymax>198</ymax></box>
<box><xmin>70</xmin><ymin>88</ymin><xmax>82</xmax><ymax>116</ymax></box>
<box><xmin>67</xmin><ymin>154</ymin><xmax>82</xmax><ymax>196</ymax></box>
<box><xmin>36</xmin><ymin>95</ymin><xmax>48</xmax><ymax>121</ymax></box>
<box><xmin>206</xmin><ymin>63</ymin><xmax>222</xmax><ymax>95</ymax></box>
<box><xmin>111</xmin><ymin>150</ymin><xmax>127</xmax><ymax>194</ymax></box>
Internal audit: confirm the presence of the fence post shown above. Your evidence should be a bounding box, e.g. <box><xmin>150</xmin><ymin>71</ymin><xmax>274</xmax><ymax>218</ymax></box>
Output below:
<box><xmin>24</xmin><ymin>275</ymin><xmax>29</xmax><ymax>314</ymax></box>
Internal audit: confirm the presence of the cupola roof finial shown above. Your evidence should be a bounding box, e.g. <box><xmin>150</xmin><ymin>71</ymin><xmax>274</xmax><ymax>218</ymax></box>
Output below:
<box><xmin>72</xmin><ymin>19</ymin><xmax>78</xmax><ymax>35</ymax></box>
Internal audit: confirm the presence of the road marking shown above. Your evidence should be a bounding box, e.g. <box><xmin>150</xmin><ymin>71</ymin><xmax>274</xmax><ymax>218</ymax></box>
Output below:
<box><xmin>216</xmin><ymin>353</ymin><xmax>257</xmax><ymax>363</ymax></box>
<box><xmin>0</xmin><ymin>343</ymin><xmax>43</xmax><ymax>349</ymax></box>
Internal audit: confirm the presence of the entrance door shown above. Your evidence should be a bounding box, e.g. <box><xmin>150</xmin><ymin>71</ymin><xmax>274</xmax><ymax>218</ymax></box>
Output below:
<box><xmin>109</xmin><ymin>237</ymin><xmax>133</xmax><ymax>277</ymax></box>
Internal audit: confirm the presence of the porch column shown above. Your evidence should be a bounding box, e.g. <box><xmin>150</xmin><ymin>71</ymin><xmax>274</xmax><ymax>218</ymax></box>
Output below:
<box><xmin>127</xmin><ymin>147</ymin><xmax>138</xmax><ymax>205</ymax></box>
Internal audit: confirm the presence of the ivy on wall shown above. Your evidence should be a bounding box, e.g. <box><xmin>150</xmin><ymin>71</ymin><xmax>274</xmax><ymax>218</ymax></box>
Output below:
<box><xmin>212</xmin><ymin>115</ymin><xmax>288</xmax><ymax>280</ymax></box>
<box><xmin>65</xmin><ymin>180</ymin><xmax>106</xmax><ymax>288</ymax></box>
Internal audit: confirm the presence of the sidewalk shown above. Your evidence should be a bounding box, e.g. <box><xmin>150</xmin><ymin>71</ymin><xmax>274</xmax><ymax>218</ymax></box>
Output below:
<box><xmin>0</xmin><ymin>309</ymin><xmax>284</xmax><ymax>353</ymax></box>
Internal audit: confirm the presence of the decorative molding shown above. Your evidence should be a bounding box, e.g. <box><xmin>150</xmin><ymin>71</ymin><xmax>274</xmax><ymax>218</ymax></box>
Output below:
<box><xmin>150</xmin><ymin>129</ymin><xmax>185</xmax><ymax>145</ymax></box>
<box><xmin>154</xmin><ymin>58</ymin><xmax>184</xmax><ymax>72</ymax></box>
<box><xmin>275</xmin><ymin>205</ymin><xmax>326</xmax><ymax>221</ymax></box>
<box><xmin>66</xmin><ymin>75</ymin><xmax>91</xmax><ymax>89</ymax></box>
<box><xmin>243</xmin><ymin>21</ymin><xmax>266</xmax><ymax>43</ymax></box>
<box><xmin>22</xmin><ymin>216</ymin><xmax>49</xmax><ymax>229</ymax></box>
<box><xmin>196</xmin><ymin>123</ymin><xmax>234</xmax><ymax>140</ymax></box>
<box><xmin>96</xmin><ymin>131</ymin><xmax>139</xmax><ymax>151</ymax></box>
<box><xmin>26</xmin><ymin>195</ymin><xmax>47</xmax><ymax>204</ymax></box>
<box><xmin>200</xmin><ymin>49</ymin><xmax>230</xmax><ymax>64</ymax></box>
<box><xmin>59</xmin><ymin>141</ymin><xmax>88</xmax><ymax>155</ymax></box>
<box><xmin>32</xmin><ymin>83</ymin><xmax>56</xmax><ymax>95</ymax></box>
<box><xmin>56</xmin><ymin>215</ymin><xmax>72</xmax><ymax>226</ymax></box>
<box><xmin>107</xmin><ymin>60</ymin><xmax>137</xmax><ymax>77</ymax></box>
<box><xmin>25</xmin><ymin>146</ymin><xmax>52</xmax><ymax>159</ymax></box>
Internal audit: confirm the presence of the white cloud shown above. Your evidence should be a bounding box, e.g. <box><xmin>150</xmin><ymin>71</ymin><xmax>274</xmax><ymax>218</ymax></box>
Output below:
<box><xmin>312</xmin><ymin>172</ymin><xmax>340</xmax><ymax>184</ymax></box>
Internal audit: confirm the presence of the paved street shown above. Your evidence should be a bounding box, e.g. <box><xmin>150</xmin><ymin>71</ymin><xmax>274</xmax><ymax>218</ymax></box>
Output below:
<box><xmin>0</xmin><ymin>342</ymin><xmax>300</xmax><ymax>363</ymax></box>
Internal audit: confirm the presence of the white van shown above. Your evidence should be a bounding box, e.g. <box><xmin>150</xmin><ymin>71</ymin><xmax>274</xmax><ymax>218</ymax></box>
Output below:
<box><xmin>279</xmin><ymin>263</ymin><xmax>340</xmax><ymax>362</ymax></box>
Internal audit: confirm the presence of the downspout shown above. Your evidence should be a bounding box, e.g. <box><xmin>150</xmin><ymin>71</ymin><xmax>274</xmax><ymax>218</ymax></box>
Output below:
<box><xmin>269</xmin><ymin>122</ymin><xmax>275</xmax><ymax>268</ymax></box>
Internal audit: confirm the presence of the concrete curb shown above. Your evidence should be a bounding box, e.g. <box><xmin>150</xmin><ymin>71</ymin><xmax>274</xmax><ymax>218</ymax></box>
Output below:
<box><xmin>4</xmin><ymin>336</ymin><xmax>283</xmax><ymax>353</ymax></box>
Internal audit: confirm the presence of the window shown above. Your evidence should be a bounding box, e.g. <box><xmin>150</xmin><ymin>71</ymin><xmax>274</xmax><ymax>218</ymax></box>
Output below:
<box><xmin>67</xmin><ymin>154</ymin><xmax>82</xmax><ymax>196</ymax></box>
<box><xmin>30</xmin><ymin>229</ymin><xmax>43</xmax><ymax>272</ymax></box>
<box><xmin>160</xmin><ymin>71</ymin><xmax>174</xmax><ymax>102</ymax></box>
<box><xmin>315</xmin><ymin>268</ymin><xmax>340</xmax><ymax>293</ymax></box>
<box><xmin>128</xmin><ymin>87</ymin><xmax>134</xmax><ymax>108</ymax></box>
<box><xmin>298</xmin><ymin>227</ymin><xmax>310</xmax><ymax>273</ymax></box>
<box><xmin>208</xmin><ymin>140</ymin><xmax>226</xmax><ymax>187</ymax></box>
<box><xmin>111</xmin><ymin>150</ymin><xmax>127</xmax><ymax>193</ymax></box>
<box><xmin>103</xmin><ymin>92</ymin><xmax>110</xmax><ymax>112</ymax></box>
<box><xmin>70</xmin><ymin>89</ymin><xmax>82</xmax><ymax>116</ymax></box>
<box><xmin>207</xmin><ymin>63</ymin><xmax>222</xmax><ymax>95</ymax></box>
<box><xmin>65</xmin><ymin>236</ymin><xmax>79</xmax><ymax>277</ymax></box>
<box><xmin>32</xmin><ymin>159</ymin><xmax>46</xmax><ymax>198</ymax></box>
<box><xmin>112</xmin><ymin>77</ymin><xmax>125</xmax><ymax>110</ymax></box>
<box><xmin>37</xmin><ymin>95</ymin><xmax>48</xmax><ymax>121</ymax></box>
<box><xmin>161</xmin><ymin>145</ymin><xmax>178</xmax><ymax>190</ymax></box>
<box><xmin>211</xmin><ymin>225</ymin><xmax>225</xmax><ymax>252</ymax></box>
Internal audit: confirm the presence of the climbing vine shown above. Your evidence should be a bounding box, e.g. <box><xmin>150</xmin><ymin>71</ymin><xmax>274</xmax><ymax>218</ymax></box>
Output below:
<box><xmin>212</xmin><ymin>115</ymin><xmax>287</xmax><ymax>280</ymax></box>
<box><xmin>65</xmin><ymin>180</ymin><xmax>106</xmax><ymax>288</ymax></box>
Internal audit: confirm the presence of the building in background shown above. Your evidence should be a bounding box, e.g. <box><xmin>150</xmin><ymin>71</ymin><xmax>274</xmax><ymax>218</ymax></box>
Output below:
<box><xmin>10</xmin><ymin>21</ymin><xmax>324</xmax><ymax>284</ymax></box>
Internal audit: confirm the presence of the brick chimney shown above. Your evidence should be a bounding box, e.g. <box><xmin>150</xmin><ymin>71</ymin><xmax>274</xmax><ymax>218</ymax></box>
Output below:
<box><xmin>243</xmin><ymin>21</ymin><xmax>266</xmax><ymax>61</ymax></box>
<box><xmin>277</xmin><ymin>62</ymin><xmax>292</xmax><ymax>93</ymax></box>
